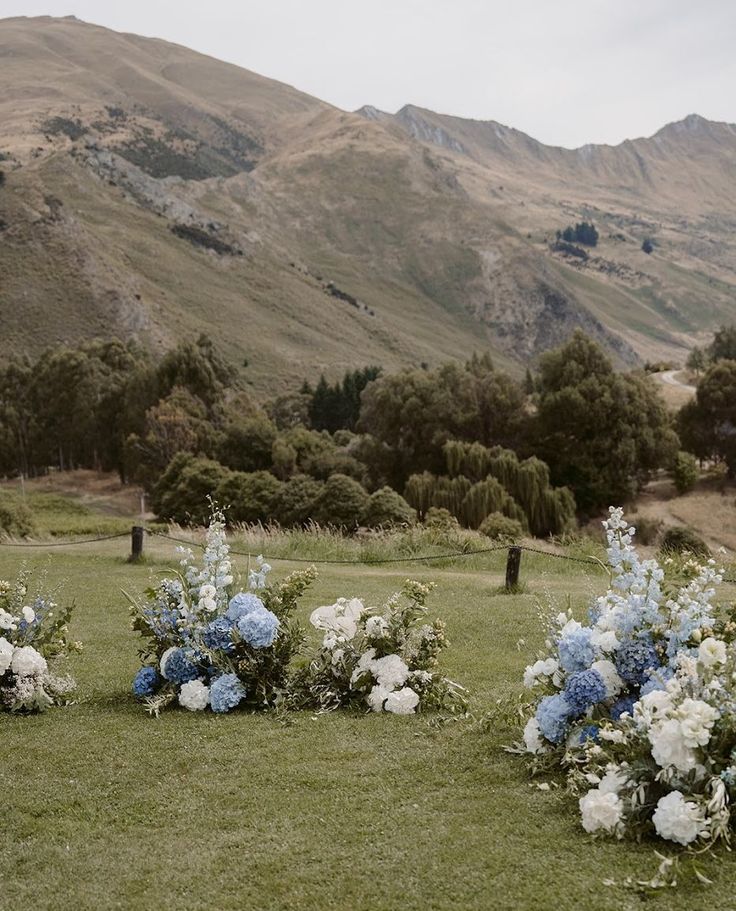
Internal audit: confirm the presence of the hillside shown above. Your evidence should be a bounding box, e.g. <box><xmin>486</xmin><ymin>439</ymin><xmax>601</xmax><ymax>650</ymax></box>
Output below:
<box><xmin>1</xmin><ymin>15</ymin><xmax>735</xmax><ymax>391</ymax></box>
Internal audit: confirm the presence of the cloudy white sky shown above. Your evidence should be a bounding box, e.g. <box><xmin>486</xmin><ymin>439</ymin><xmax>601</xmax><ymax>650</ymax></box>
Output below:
<box><xmin>1</xmin><ymin>0</ymin><xmax>734</xmax><ymax>148</ymax></box>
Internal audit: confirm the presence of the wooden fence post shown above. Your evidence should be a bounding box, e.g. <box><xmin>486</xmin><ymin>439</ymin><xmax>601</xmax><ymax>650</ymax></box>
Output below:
<box><xmin>129</xmin><ymin>525</ymin><xmax>144</xmax><ymax>563</ymax></box>
<box><xmin>504</xmin><ymin>545</ymin><xmax>522</xmax><ymax>592</ymax></box>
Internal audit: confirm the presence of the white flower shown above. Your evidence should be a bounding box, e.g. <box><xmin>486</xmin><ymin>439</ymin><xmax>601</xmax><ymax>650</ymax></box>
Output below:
<box><xmin>310</xmin><ymin>598</ymin><xmax>365</xmax><ymax>641</ymax></box>
<box><xmin>698</xmin><ymin>637</ymin><xmax>727</xmax><ymax>667</ymax></box>
<box><xmin>0</xmin><ymin>608</ymin><xmax>17</xmax><ymax>631</ymax></box>
<box><xmin>598</xmin><ymin>727</ymin><xmax>626</xmax><ymax>744</ymax></box>
<box><xmin>652</xmin><ymin>790</ymin><xmax>707</xmax><ymax>845</ymax></box>
<box><xmin>160</xmin><ymin>646</ymin><xmax>177</xmax><ymax>678</ymax></box>
<box><xmin>179</xmin><ymin>679</ymin><xmax>210</xmax><ymax>711</ymax></box>
<box><xmin>385</xmin><ymin>686</ymin><xmax>420</xmax><ymax>715</ymax></box>
<box><xmin>523</xmin><ymin>717</ymin><xmax>545</xmax><ymax>754</ymax></box>
<box><xmin>0</xmin><ymin>637</ymin><xmax>13</xmax><ymax>674</ymax></box>
<box><xmin>21</xmin><ymin>605</ymin><xmax>35</xmax><ymax>623</ymax></box>
<box><xmin>591</xmin><ymin>659</ymin><xmax>623</xmax><ymax>697</ymax></box>
<box><xmin>649</xmin><ymin>719</ymin><xmax>698</xmax><ymax>772</ymax></box>
<box><xmin>579</xmin><ymin>789</ymin><xmax>623</xmax><ymax>835</ymax></box>
<box><xmin>331</xmin><ymin>648</ymin><xmax>345</xmax><ymax>666</ymax></box>
<box><xmin>590</xmin><ymin>628</ymin><xmax>619</xmax><ymax>653</ymax></box>
<box><xmin>676</xmin><ymin>698</ymin><xmax>718</xmax><ymax>748</ymax></box>
<box><xmin>634</xmin><ymin>688</ymin><xmax>673</xmax><ymax>728</ymax></box>
<box><xmin>200</xmin><ymin>597</ymin><xmax>217</xmax><ymax>612</ymax></box>
<box><xmin>10</xmin><ymin>645</ymin><xmax>47</xmax><ymax>677</ymax></box>
<box><xmin>350</xmin><ymin>648</ymin><xmax>377</xmax><ymax>684</ymax></box>
<box><xmin>365</xmin><ymin>616</ymin><xmax>389</xmax><ymax>638</ymax></box>
<box><xmin>523</xmin><ymin>658</ymin><xmax>559</xmax><ymax>689</ymax></box>
<box><xmin>371</xmin><ymin>654</ymin><xmax>410</xmax><ymax>690</ymax></box>
<box><xmin>598</xmin><ymin>766</ymin><xmax>628</xmax><ymax>795</ymax></box>
<box><xmin>366</xmin><ymin>684</ymin><xmax>391</xmax><ymax>712</ymax></box>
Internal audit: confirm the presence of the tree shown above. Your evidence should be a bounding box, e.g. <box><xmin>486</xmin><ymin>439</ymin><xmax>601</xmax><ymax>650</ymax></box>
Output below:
<box><xmin>216</xmin><ymin>471</ymin><xmax>283</xmax><ymax>525</ymax></box>
<box><xmin>678</xmin><ymin>360</ymin><xmax>736</xmax><ymax>476</ymax></box>
<box><xmin>672</xmin><ymin>451</ymin><xmax>698</xmax><ymax>494</ymax></box>
<box><xmin>642</xmin><ymin>238</ymin><xmax>654</xmax><ymax>254</ymax></box>
<box><xmin>151</xmin><ymin>454</ymin><xmax>231</xmax><ymax>524</ymax></box>
<box><xmin>312</xmin><ymin>474</ymin><xmax>370</xmax><ymax>529</ymax></box>
<box><xmin>707</xmin><ymin>326</ymin><xmax>736</xmax><ymax>364</ymax></box>
<box><xmin>686</xmin><ymin>347</ymin><xmax>706</xmax><ymax>375</ymax></box>
<box><xmin>217</xmin><ymin>414</ymin><xmax>277</xmax><ymax>473</ymax></box>
<box><xmin>363</xmin><ymin>487</ymin><xmax>416</xmax><ymax>527</ymax></box>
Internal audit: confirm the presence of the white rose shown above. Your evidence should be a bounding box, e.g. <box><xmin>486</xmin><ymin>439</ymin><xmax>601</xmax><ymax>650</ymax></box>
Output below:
<box><xmin>0</xmin><ymin>609</ymin><xmax>17</xmax><ymax>631</ymax></box>
<box><xmin>200</xmin><ymin>597</ymin><xmax>217</xmax><ymax>613</ymax></box>
<box><xmin>10</xmin><ymin>645</ymin><xmax>47</xmax><ymax>677</ymax></box>
<box><xmin>366</xmin><ymin>684</ymin><xmax>390</xmax><ymax>712</ymax></box>
<box><xmin>698</xmin><ymin>637</ymin><xmax>727</xmax><ymax>668</ymax></box>
<box><xmin>591</xmin><ymin>659</ymin><xmax>623</xmax><ymax>697</ymax></box>
<box><xmin>199</xmin><ymin>584</ymin><xmax>217</xmax><ymax>600</ymax></box>
<box><xmin>179</xmin><ymin>679</ymin><xmax>210</xmax><ymax>711</ymax></box>
<box><xmin>21</xmin><ymin>606</ymin><xmax>36</xmax><ymax>623</ymax></box>
<box><xmin>371</xmin><ymin>654</ymin><xmax>410</xmax><ymax>690</ymax></box>
<box><xmin>0</xmin><ymin>637</ymin><xmax>13</xmax><ymax>674</ymax></box>
<box><xmin>652</xmin><ymin>791</ymin><xmax>707</xmax><ymax>846</ymax></box>
<box><xmin>579</xmin><ymin>788</ymin><xmax>623</xmax><ymax>835</ymax></box>
<box><xmin>385</xmin><ymin>686</ymin><xmax>420</xmax><ymax>715</ymax></box>
<box><xmin>649</xmin><ymin>719</ymin><xmax>698</xmax><ymax>773</ymax></box>
<box><xmin>523</xmin><ymin>717</ymin><xmax>545</xmax><ymax>754</ymax></box>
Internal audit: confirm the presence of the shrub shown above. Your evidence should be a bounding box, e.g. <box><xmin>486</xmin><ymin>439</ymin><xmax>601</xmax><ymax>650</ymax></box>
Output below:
<box><xmin>152</xmin><ymin>454</ymin><xmax>232</xmax><ymax>525</ymax></box>
<box><xmin>633</xmin><ymin>516</ymin><xmax>662</xmax><ymax>546</ymax></box>
<box><xmin>672</xmin><ymin>451</ymin><xmax>698</xmax><ymax>495</ymax></box>
<box><xmin>660</xmin><ymin>526</ymin><xmax>710</xmax><ymax>558</ymax></box>
<box><xmin>0</xmin><ymin>496</ymin><xmax>35</xmax><ymax>537</ymax></box>
<box><xmin>274</xmin><ymin>475</ymin><xmax>323</xmax><ymax>526</ymax></box>
<box><xmin>312</xmin><ymin>474</ymin><xmax>370</xmax><ymax>529</ymax></box>
<box><xmin>478</xmin><ymin>512</ymin><xmax>524</xmax><ymax>542</ymax></box>
<box><xmin>642</xmin><ymin>238</ymin><xmax>654</xmax><ymax>254</ymax></box>
<box><xmin>363</xmin><ymin>487</ymin><xmax>416</xmax><ymax>527</ymax></box>
<box><xmin>216</xmin><ymin>471</ymin><xmax>283</xmax><ymax>525</ymax></box>
<box><xmin>424</xmin><ymin>507</ymin><xmax>460</xmax><ymax>533</ymax></box>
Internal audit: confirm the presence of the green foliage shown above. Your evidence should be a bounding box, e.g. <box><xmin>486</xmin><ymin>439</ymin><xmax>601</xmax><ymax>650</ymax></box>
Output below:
<box><xmin>559</xmin><ymin>221</ymin><xmax>598</xmax><ymax>247</ymax></box>
<box><xmin>686</xmin><ymin>346</ymin><xmax>706</xmax><ymax>373</ymax></box>
<box><xmin>151</xmin><ymin>454</ymin><xmax>231</xmax><ymax>525</ymax></box>
<box><xmin>274</xmin><ymin>474</ymin><xmax>324</xmax><ymax>527</ymax></box>
<box><xmin>478</xmin><ymin>511</ymin><xmax>524</xmax><ymax>541</ymax></box>
<box><xmin>641</xmin><ymin>238</ymin><xmax>654</xmax><ymax>254</ymax></box>
<box><xmin>678</xmin><ymin>360</ymin><xmax>736</xmax><ymax>476</ymax></box>
<box><xmin>632</xmin><ymin>515</ymin><xmax>662</xmax><ymax>546</ymax></box>
<box><xmin>216</xmin><ymin>471</ymin><xmax>283</xmax><ymax>525</ymax></box>
<box><xmin>0</xmin><ymin>494</ymin><xmax>35</xmax><ymax>537</ymax></box>
<box><xmin>672</xmin><ymin>450</ymin><xmax>698</xmax><ymax>494</ymax></box>
<box><xmin>363</xmin><ymin>486</ymin><xmax>416</xmax><ymax>527</ymax></box>
<box><xmin>660</xmin><ymin>526</ymin><xmax>710</xmax><ymax>558</ymax></box>
<box><xmin>307</xmin><ymin>366</ymin><xmax>381</xmax><ymax>433</ymax></box>
<box><xmin>217</xmin><ymin>414</ymin><xmax>277</xmax><ymax>472</ymax></box>
<box><xmin>312</xmin><ymin>474</ymin><xmax>370</xmax><ymax>529</ymax></box>
<box><xmin>708</xmin><ymin>326</ymin><xmax>736</xmax><ymax>364</ymax></box>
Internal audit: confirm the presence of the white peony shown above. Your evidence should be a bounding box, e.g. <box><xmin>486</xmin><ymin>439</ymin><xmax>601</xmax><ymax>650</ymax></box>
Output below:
<box><xmin>591</xmin><ymin>659</ymin><xmax>623</xmax><ymax>697</ymax></box>
<box><xmin>523</xmin><ymin>717</ymin><xmax>545</xmax><ymax>754</ymax></box>
<box><xmin>698</xmin><ymin>637</ymin><xmax>727</xmax><ymax>667</ymax></box>
<box><xmin>21</xmin><ymin>605</ymin><xmax>35</xmax><ymax>623</ymax></box>
<box><xmin>366</xmin><ymin>684</ymin><xmax>391</xmax><ymax>712</ymax></box>
<box><xmin>676</xmin><ymin>698</ymin><xmax>718</xmax><ymax>748</ymax></box>
<box><xmin>523</xmin><ymin>658</ymin><xmax>559</xmax><ymax>689</ymax></box>
<box><xmin>649</xmin><ymin>719</ymin><xmax>698</xmax><ymax>772</ymax></box>
<box><xmin>179</xmin><ymin>679</ymin><xmax>210</xmax><ymax>711</ymax></box>
<box><xmin>310</xmin><ymin>598</ymin><xmax>365</xmax><ymax>641</ymax></box>
<box><xmin>0</xmin><ymin>637</ymin><xmax>13</xmax><ymax>674</ymax></box>
<box><xmin>579</xmin><ymin>788</ymin><xmax>623</xmax><ymax>835</ymax></box>
<box><xmin>371</xmin><ymin>653</ymin><xmax>410</xmax><ymax>690</ymax></box>
<box><xmin>10</xmin><ymin>645</ymin><xmax>47</xmax><ymax>677</ymax></box>
<box><xmin>385</xmin><ymin>686</ymin><xmax>420</xmax><ymax>715</ymax></box>
<box><xmin>0</xmin><ymin>608</ymin><xmax>17</xmax><ymax>631</ymax></box>
<box><xmin>652</xmin><ymin>790</ymin><xmax>706</xmax><ymax>846</ymax></box>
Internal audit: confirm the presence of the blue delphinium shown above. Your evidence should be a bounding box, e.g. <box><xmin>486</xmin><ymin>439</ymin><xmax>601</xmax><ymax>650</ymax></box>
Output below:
<box><xmin>610</xmin><ymin>695</ymin><xmax>637</xmax><ymax>720</ymax></box>
<box><xmin>615</xmin><ymin>634</ymin><xmax>660</xmax><ymax>685</ymax></box>
<box><xmin>133</xmin><ymin>666</ymin><xmax>159</xmax><ymax>697</ymax></box>
<box><xmin>578</xmin><ymin>724</ymin><xmax>599</xmax><ymax>744</ymax></box>
<box><xmin>226</xmin><ymin>592</ymin><xmax>265</xmax><ymax>623</ymax></box>
<box><xmin>201</xmin><ymin>617</ymin><xmax>234</xmax><ymax>653</ymax></box>
<box><xmin>639</xmin><ymin>666</ymin><xmax>674</xmax><ymax>696</ymax></box>
<box><xmin>161</xmin><ymin>647</ymin><xmax>199</xmax><ymax>684</ymax></box>
<box><xmin>237</xmin><ymin>606</ymin><xmax>280</xmax><ymax>649</ymax></box>
<box><xmin>558</xmin><ymin>627</ymin><xmax>595</xmax><ymax>673</ymax></box>
<box><xmin>536</xmin><ymin>694</ymin><xmax>572</xmax><ymax>744</ymax></box>
<box><xmin>563</xmin><ymin>669</ymin><xmax>607</xmax><ymax>716</ymax></box>
<box><xmin>210</xmin><ymin>673</ymin><xmax>247</xmax><ymax>713</ymax></box>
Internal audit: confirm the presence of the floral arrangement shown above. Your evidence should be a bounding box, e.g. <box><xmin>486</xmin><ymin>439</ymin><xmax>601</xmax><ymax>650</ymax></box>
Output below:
<box><xmin>517</xmin><ymin>506</ymin><xmax>736</xmax><ymax>874</ymax></box>
<box><xmin>296</xmin><ymin>579</ymin><xmax>466</xmax><ymax>714</ymax></box>
<box><xmin>0</xmin><ymin>570</ymin><xmax>78</xmax><ymax>712</ymax></box>
<box><xmin>129</xmin><ymin>509</ymin><xmax>316</xmax><ymax>714</ymax></box>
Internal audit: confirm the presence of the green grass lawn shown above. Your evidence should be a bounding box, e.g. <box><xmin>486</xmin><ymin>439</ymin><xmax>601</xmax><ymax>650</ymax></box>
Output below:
<box><xmin>2</xmin><ymin>540</ymin><xmax>735</xmax><ymax>911</ymax></box>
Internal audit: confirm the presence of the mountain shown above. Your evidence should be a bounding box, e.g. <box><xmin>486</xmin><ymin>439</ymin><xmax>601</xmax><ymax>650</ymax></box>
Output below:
<box><xmin>1</xmin><ymin>15</ymin><xmax>735</xmax><ymax>393</ymax></box>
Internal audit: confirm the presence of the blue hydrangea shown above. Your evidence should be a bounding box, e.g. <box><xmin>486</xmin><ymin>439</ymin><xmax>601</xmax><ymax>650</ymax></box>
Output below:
<box><xmin>610</xmin><ymin>695</ymin><xmax>637</xmax><ymax>720</ymax></box>
<box><xmin>161</xmin><ymin>648</ymin><xmax>199</xmax><ymax>685</ymax></box>
<box><xmin>615</xmin><ymin>634</ymin><xmax>660</xmax><ymax>685</ymax></box>
<box><xmin>640</xmin><ymin>666</ymin><xmax>674</xmax><ymax>696</ymax></box>
<box><xmin>132</xmin><ymin>666</ymin><xmax>159</xmax><ymax>697</ymax></box>
<box><xmin>236</xmin><ymin>606</ymin><xmax>280</xmax><ymax>649</ymax></box>
<box><xmin>578</xmin><ymin>724</ymin><xmax>599</xmax><ymax>744</ymax></box>
<box><xmin>563</xmin><ymin>669</ymin><xmax>607</xmax><ymax>716</ymax></box>
<box><xmin>536</xmin><ymin>694</ymin><xmax>572</xmax><ymax>744</ymax></box>
<box><xmin>226</xmin><ymin>592</ymin><xmax>265</xmax><ymax>623</ymax></box>
<box><xmin>558</xmin><ymin>627</ymin><xmax>595</xmax><ymax>673</ymax></box>
<box><xmin>210</xmin><ymin>673</ymin><xmax>246</xmax><ymax>713</ymax></box>
<box><xmin>201</xmin><ymin>617</ymin><xmax>234</xmax><ymax>652</ymax></box>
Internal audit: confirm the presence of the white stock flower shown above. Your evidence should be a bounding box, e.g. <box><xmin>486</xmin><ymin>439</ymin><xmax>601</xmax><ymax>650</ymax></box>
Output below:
<box><xmin>698</xmin><ymin>637</ymin><xmax>727</xmax><ymax>668</ymax></box>
<box><xmin>371</xmin><ymin>654</ymin><xmax>410</xmax><ymax>690</ymax></box>
<box><xmin>523</xmin><ymin>658</ymin><xmax>559</xmax><ymax>689</ymax></box>
<box><xmin>310</xmin><ymin>598</ymin><xmax>365</xmax><ymax>640</ymax></box>
<box><xmin>179</xmin><ymin>679</ymin><xmax>210</xmax><ymax>711</ymax></box>
<box><xmin>366</xmin><ymin>684</ymin><xmax>390</xmax><ymax>712</ymax></box>
<box><xmin>579</xmin><ymin>789</ymin><xmax>623</xmax><ymax>835</ymax></box>
<box><xmin>523</xmin><ymin>717</ymin><xmax>545</xmax><ymax>754</ymax></box>
<box><xmin>591</xmin><ymin>659</ymin><xmax>623</xmax><ymax>697</ymax></box>
<box><xmin>649</xmin><ymin>719</ymin><xmax>698</xmax><ymax>773</ymax></box>
<box><xmin>0</xmin><ymin>637</ymin><xmax>13</xmax><ymax>674</ymax></box>
<box><xmin>21</xmin><ymin>606</ymin><xmax>35</xmax><ymax>623</ymax></box>
<box><xmin>385</xmin><ymin>686</ymin><xmax>420</xmax><ymax>715</ymax></box>
<box><xmin>10</xmin><ymin>645</ymin><xmax>47</xmax><ymax>677</ymax></box>
<box><xmin>652</xmin><ymin>791</ymin><xmax>707</xmax><ymax>846</ymax></box>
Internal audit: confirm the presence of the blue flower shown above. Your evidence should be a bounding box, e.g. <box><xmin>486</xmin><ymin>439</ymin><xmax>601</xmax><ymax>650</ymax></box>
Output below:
<box><xmin>563</xmin><ymin>669</ymin><xmax>607</xmax><ymax>716</ymax></box>
<box><xmin>615</xmin><ymin>634</ymin><xmax>660</xmax><ymax>685</ymax></box>
<box><xmin>161</xmin><ymin>647</ymin><xmax>199</xmax><ymax>685</ymax></box>
<box><xmin>201</xmin><ymin>617</ymin><xmax>234</xmax><ymax>653</ymax></box>
<box><xmin>578</xmin><ymin>724</ymin><xmax>599</xmax><ymax>744</ymax></box>
<box><xmin>226</xmin><ymin>592</ymin><xmax>264</xmax><ymax>623</ymax></box>
<box><xmin>133</xmin><ymin>666</ymin><xmax>159</xmax><ymax>698</ymax></box>
<box><xmin>640</xmin><ymin>667</ymin><xmax>674</xmax><ymax>696</ymax></box>
<box><xmin>558</xmin><ymin>627</ymin><xmax>595</xmax><ymax>673</ymax></box>
<box><xmin>236</xmin><ymin>606</ymin><xmax>280</xmax><ymax>649</ymax></box>
<box><xmin>536</xmin><ymin>694</ymin><xmax>572</xmax><ymax>744</ymax></box>
<box><xmin>210</xmin><ymin>673</ymin><xmax>246</xmax><ymax>713</ymax></box>
<box><xmin>610</xmin><ymin>695</ymin><xmax>637</xmax><ymax>720</ymax></box>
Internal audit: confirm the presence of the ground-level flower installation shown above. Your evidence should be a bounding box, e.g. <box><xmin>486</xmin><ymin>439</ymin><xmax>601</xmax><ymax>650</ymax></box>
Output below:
<box><xmin>516</xmin><ymin>506</ymin><xmax>736</xmax><ymax>875</ymax></box>
<box><xmin>0</xmin><ymin>571</ymin><xmax>78</xmax><ymax>712</ymax></box>
<box><xmin>129</xmin><ymin>509</ymin><xmax>315</xmax><ymax>714</ymax></box>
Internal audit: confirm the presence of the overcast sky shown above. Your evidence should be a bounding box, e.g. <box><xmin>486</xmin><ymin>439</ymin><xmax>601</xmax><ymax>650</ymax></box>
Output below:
<box><xmin>1</xmin><ymin>0</ymin><xmax>734</xmax><ymax>148</ymax></box>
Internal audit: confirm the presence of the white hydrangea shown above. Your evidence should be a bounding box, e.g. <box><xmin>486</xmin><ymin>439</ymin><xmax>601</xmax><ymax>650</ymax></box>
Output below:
<box><xmin>385</xmin><ymin>686</ymin><xmax>420</xmax><ymax>715</ymax></box>
<box><xmin>523</xmin><ymin>717</ymin><xmax>545</xmax><ymax>754</ymax></box>
<box><xmin>591</xmin><ymin>659</ymin><xmax>623</xmax><ymax>698</ymax></box>
<box><xmin>698</xmin><ymin>637</ymin><xmax>727</xmax><ymax>667</ymax></box>
<box><xmin>523</xmin><ymin>657</ymin><xmax>559</xmax><ymax>689</ymax></box>
<box><xmin>366</xmin><ymin>684</ymin><xmax>391</xmax><ymax>712</ymax></box>
<box><xmin>0</xmin><ymin>637</ymin><xmax>13</xmax><ymax>675</ymax></box>
<box><xmin>371</xmin><ymin>654</ymin><xmax>410</xmax><ymax>690</ymax></box>
<box><xmin>179</xmin><ymin>679</ymin><xmax>210</xmax><ymax>711</ymax></box>
<box><xmin>652</xmin><ymin>790</ymin><xmax>707</xmax><ymax>846</ymax></box>
<box><xmin>579</xmin><ymin>788</ymin><xmax>623</xmax><ymax>835</ymax></box>
<box><xmin>649</xmin><ymin>719</ymin><xmax>698</xmax><ymax>773</ymax></box>
<box><xmin>590</xmin><ymin>628</ymin><xmax>619</xmax><ymax>653</ymax></box>
<box><xmin>598</xmin><ymin>766</ymin><xmax>628</xmax><ymax>795</ymax></box>
<box><xmin>11</xmin><ymin>645</ymin><xmax>47</xmax><ymax>677</ymax></box>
